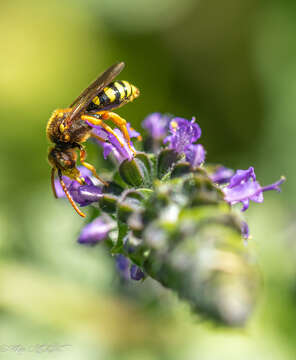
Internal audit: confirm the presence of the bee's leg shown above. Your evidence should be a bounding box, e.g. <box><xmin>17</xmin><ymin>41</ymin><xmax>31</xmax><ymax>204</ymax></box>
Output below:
<box><xmin>77</xmin><ymin>144</ymin><xmax>108</xmax><ymax>186</ymax></box>
<box><xmin>81</xmin><ymin>114</ymin><xmax>125</xmax><ymax>147</ymax></box>
<box><xmin>94</xmin><ymin>111</ymin><xmax>134</xmax><ymax>152</ymax></box>
<box><xmin>58</xmin><ymin>169</ymin><xmax>86</xmax><ymax>218</ymax></box>
<box><xmin>91</xmin><ymin>131</ymin><xmax>106</xmax><ymax>143</ymax></box>
<box><xmin>51</xmin><ymin>168</ymin><xmax>58</xmax><ymax>198</ymax></box>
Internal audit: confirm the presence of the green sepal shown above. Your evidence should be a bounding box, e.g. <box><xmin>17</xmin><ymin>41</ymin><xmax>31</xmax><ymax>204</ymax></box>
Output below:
<box><xmin>112</xmin><ymin>171</ymin><xmax>129</xmax><ymax>190</ymax></box>
<box><xmin>98</xmin><ymin>194</ymin><xmax>118</xmax><ymax>214</ymax></box>
<box><xmin>119</xmin><ymin>153</ymin><xmax>153</xmax><ymax>188</ymax></box>
<box><xmin>171</xmin><ymin>161</ymin><xmax>192</xmax><ymax>178</ymax></box>
<box><xmin>103</xmin><ymin>181</ymin><xmax>124</xmax><ymax>196</ymax></box>
<box><xmin>135</xmin><ymin>153</ymin><xmax>153</xmax><ymax>179</ymax></box>
<box><xmin>157</xmin><ymin>149</ymin><xmax>181</xmax><ymax>180</ymax></box>
<box><xmin>117</xmin><ymin>190</ymin><xmax>145</xmax><ymax>223</ymax></box>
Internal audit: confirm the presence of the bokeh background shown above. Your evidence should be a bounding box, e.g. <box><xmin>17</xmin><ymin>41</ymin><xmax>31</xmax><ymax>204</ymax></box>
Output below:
<box><xmin>1</xmin><ymin>0</ymin><xmax>296</xmax><ymax>359</ymax></box>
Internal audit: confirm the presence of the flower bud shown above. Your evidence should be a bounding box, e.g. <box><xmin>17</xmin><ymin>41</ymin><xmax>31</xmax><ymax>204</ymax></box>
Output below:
<box><xmin>119</xmin><ymin>153</ymin><xmax>153</xmax><ymax>187</ymax></box>
<box><xmin>157</xmin><ymin>149</ymin><xmax>181</xmax><ymax>179</ymax></box>
<box><xmin>171</xmin><ymin>162</ymin><xmax>192</xmax><ymax>178</ymax></box>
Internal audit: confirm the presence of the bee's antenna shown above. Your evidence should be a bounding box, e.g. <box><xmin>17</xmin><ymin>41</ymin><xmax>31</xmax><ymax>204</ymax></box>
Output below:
<box><xmin>58</xmin><ymin>169</ymin><xmax>86</xmax><ymax>218</ymax></box>
<box><xmin>51</xmin><ymin>168</ymin><xmax>58</xmax><ymax>198</ymax></box>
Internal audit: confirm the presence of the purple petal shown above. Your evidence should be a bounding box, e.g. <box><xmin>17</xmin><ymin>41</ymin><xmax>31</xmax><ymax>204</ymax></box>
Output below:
<box><xmin>108</xmin><ymin>129</ymin><xmax>135</xmax><ymax>162</ymax></box>
<box><xmin>249</xmin><ymin>191</ymin><xmax>264</xmax><ymax>203</ymax></box>
<box><xmin>142</xmin><ymin>113</ymin><xmax>171</xmax><ymax>139</ymax></box>
<box><xmin>185</xmin><ymin>144</ymin><xmax>206</xmax><ymax>167</ymax></box>
<box><xmin>228</xmin><ymin>167</ymin><xmax>256</xmax><ymax>188</ymax></box>
<box><xmin>74</xmin><ymin>185</ymin><xmax>103</xmax><ymax>206</ymax></box>
<box><xmin>87</xmin><ymin>120</ymin><xmax>139</xmax><ymax>163</ymax></box>
<box><xmin>101</xmin><ymin>142</ymin><xmax>114</xmax><ymax>160</ymax></box>
<box><xmin>127</xmin><ymin>123</ymin><xmax>141</xmax><ymax>139</ymax></box>
<box><xmin>210</xmin><ymin>166</ymin><xmax>234</xmax><ymax>184</ymax></box>
<box><xmin>91</xmin><ymin>126</ymin><xmax>109</xmax><ymax>140</ymax></box>
<box><xmin>130</xmin><ymin>264</ymin><xmax>145</xmax><ymax>281</ymax></box>
<box><xmin>164</xmin><ymin>117</ymin><xmax>202</xmax><ymax>154</ymax></box>
<box><xmin>224</xmin><ymin>181</ymin><xmax>262</xmax><ymax>206</ymax></box>
<box><xmin>241</xmin><ymin>221</ymin><xmax>250</xmax><ymax>240</ymax></box>
<box><xmin>78</xmin><ymin>217</ymin><xmax>113</xmax><ymax>244</ymax></box>
<box><xmin>54</xmin><ymin>176</ymin><xmax>72</xmax><ymax>198</ymax></box>
<box><xmin>262</xmin><ymin>177</ymin><xmax>286</xmax><ymax>192</ymax></box>
<box><xmin>223</xmin><ymin>168</ymin><xmax>285</xmax><ymax>211</ymax></box>
<box><xmin>93</xmin><ymin>127</ymin><xmax>135</xmax><ymax>163</ymax></box>
<box><xmin>54</xmin><ymin>166</ymin><xmax>93</xmax><ymax>199</ymax></box>
<box><xmin>241</xmin><ymin>199</ymin><xmax>250</xmax><ymax>212</ymax></box>
<box><xmin>115</xmin><ymin>254</ymin><xmax>130</xmax><ymax>279</ymax></box>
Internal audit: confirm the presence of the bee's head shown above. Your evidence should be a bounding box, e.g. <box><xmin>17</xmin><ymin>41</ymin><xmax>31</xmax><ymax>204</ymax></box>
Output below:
<box><xmin>46</xmin><ymin>109</ymin><xmax>71</xmax><ymax>143</ymax></box>
<box><xmin>48</xmin><ymin>146</ymin><xmax>80</xmax><ymax>179</ymax></box>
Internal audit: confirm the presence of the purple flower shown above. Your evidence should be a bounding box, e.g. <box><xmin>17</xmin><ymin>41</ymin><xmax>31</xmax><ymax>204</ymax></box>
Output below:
<box><xmin>228</xmin><ymin>167</ymin><xmax>256</xmax><ymax>188</ymax></box>
<box><xmin>115</xmin><ymin>256</ymin><xmax>145</xmax><ymax>281</ymax></box>
<box><xmin>91</xmin><ymin>123</ymin><xmax>138</xmax><ymax>163</ymax></box>
<box><xmin>54</xmin><ymin>167</ymin><xmax>103</xmax><ymax>206</ymax></box>
<box><xmin>185</xmin><ymin>144</ymin><xmax>206</xmax><ymax>167</ymax></box>
<box><xmin>103</xmin><ymin>129</ymin><xmax>135</xmax><ymax>162</ymax></box>
<box><xmin>115</xmin><ymin>254</ymin><xmax>130</xmax><ymax>279</ymax></box>
<box><xmin>210</xmin><ymin>166</ymin><xmax>234</xmax><ymax>184</ymax></box>
<box><xmin>54</xmin><ymin>166</ymin><xmax>92</xmax><ymax>198</ymax></box>
<box><xmin>130</xmin><ymin>264</ymin><xmax>145</xmax><ymax>281</ymax></box>
<box><xmin>70</xmin><ymin>184</ymin><xmax>103</xmax><ymax>207</ymax></box>
<box><xmin>127</xmin><ymin>123</ymin><xmax>141</xmax><ymax>140</ymax></box>
<box><xmin>164</xmin><ymin>117</ymin><xmax>201</xmax><ymax>153</ymax></box>
<box><xmin>223</xmin><ymin>167</ymin><xmax>285</xmax><ymax>211</ymax></box>
<box><xmin>142</xmin><ymin>113</ymin><xmax>171</xmax><ymax>139</ymax></box>
<box><xmin>78</xmin><ymin>216</ymin><xmax>113</xmax><ymax>244</ymax></box>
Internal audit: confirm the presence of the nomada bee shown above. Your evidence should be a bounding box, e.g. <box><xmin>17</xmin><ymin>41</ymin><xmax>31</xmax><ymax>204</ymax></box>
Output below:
<box><xmin>47</xmin><ymin>62</ymin><xmax>140</xmax><ymax>217</ymax></box>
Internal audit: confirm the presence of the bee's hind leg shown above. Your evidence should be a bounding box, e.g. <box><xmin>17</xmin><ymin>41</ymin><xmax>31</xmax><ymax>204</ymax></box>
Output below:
<box><xmin>81</xmin><ymin>114</ymin><xmax>125</xmax><ymax>148</ymax></box>
<box><xmin>58</xmin><ymin>169</ymin><xmax>86</xmax><ymax>218</ymax></box>
<box><xmin>93</xmin><ymin>111</ymin><xmax>135</xmax><ymax>153</ymax></box>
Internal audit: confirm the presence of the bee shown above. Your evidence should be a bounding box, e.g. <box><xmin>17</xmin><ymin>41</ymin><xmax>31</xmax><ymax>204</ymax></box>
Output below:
<box><xmin>47</xmin><ymin>62</ymin><xmax>140</xmax><ymax>217</ymax></box>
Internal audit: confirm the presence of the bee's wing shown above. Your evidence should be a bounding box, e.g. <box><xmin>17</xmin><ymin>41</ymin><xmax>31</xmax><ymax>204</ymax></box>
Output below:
<box><xmin>67</xmin><ymin>62</ymin><xmax>125</xmax><ymax>122</ymax></box>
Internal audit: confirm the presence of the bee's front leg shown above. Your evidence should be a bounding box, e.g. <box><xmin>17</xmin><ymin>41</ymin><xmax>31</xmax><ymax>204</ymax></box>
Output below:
<box><xmin>57</xmin><ymin>169</ymin><xmax>86</xmax><ymax>218</ymax></box>
<box><xmin>76</xmin><ymin>144</ymin><xmax>108</xmax><ymax>186</ymax></box>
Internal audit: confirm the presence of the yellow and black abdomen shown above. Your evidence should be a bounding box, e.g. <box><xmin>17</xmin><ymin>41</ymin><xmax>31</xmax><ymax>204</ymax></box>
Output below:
<box><xmin>87</xmin><ymin>80</ymin><xmax>140</xmax><ymax>112</ymax></box>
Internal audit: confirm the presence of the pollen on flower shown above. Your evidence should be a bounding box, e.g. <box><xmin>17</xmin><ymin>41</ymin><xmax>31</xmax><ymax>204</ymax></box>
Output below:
<box><xmin>170</xmin><ymin>120</ymin><xmax>178</xmax><ymax>129</ymax></box>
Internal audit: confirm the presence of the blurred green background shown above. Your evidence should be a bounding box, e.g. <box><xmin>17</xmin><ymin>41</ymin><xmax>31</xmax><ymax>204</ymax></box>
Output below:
<box><xmin>0</xmin><ymin>0</ymin><xmax>296</xmax><ymax>359</ymax></box>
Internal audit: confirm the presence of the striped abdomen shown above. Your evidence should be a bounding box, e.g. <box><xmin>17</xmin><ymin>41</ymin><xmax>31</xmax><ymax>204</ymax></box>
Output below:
<box><xmin>88</xmin><ymin>80</ymin><xmax>140</xmax><ymax>112</ymax></box>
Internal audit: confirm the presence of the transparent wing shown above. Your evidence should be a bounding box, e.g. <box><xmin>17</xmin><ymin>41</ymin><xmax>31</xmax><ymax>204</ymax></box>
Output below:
<box><xmin>67</xmin><ymin>62</ymin><xmax>125</xmax><ymax>123</ymax></box>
